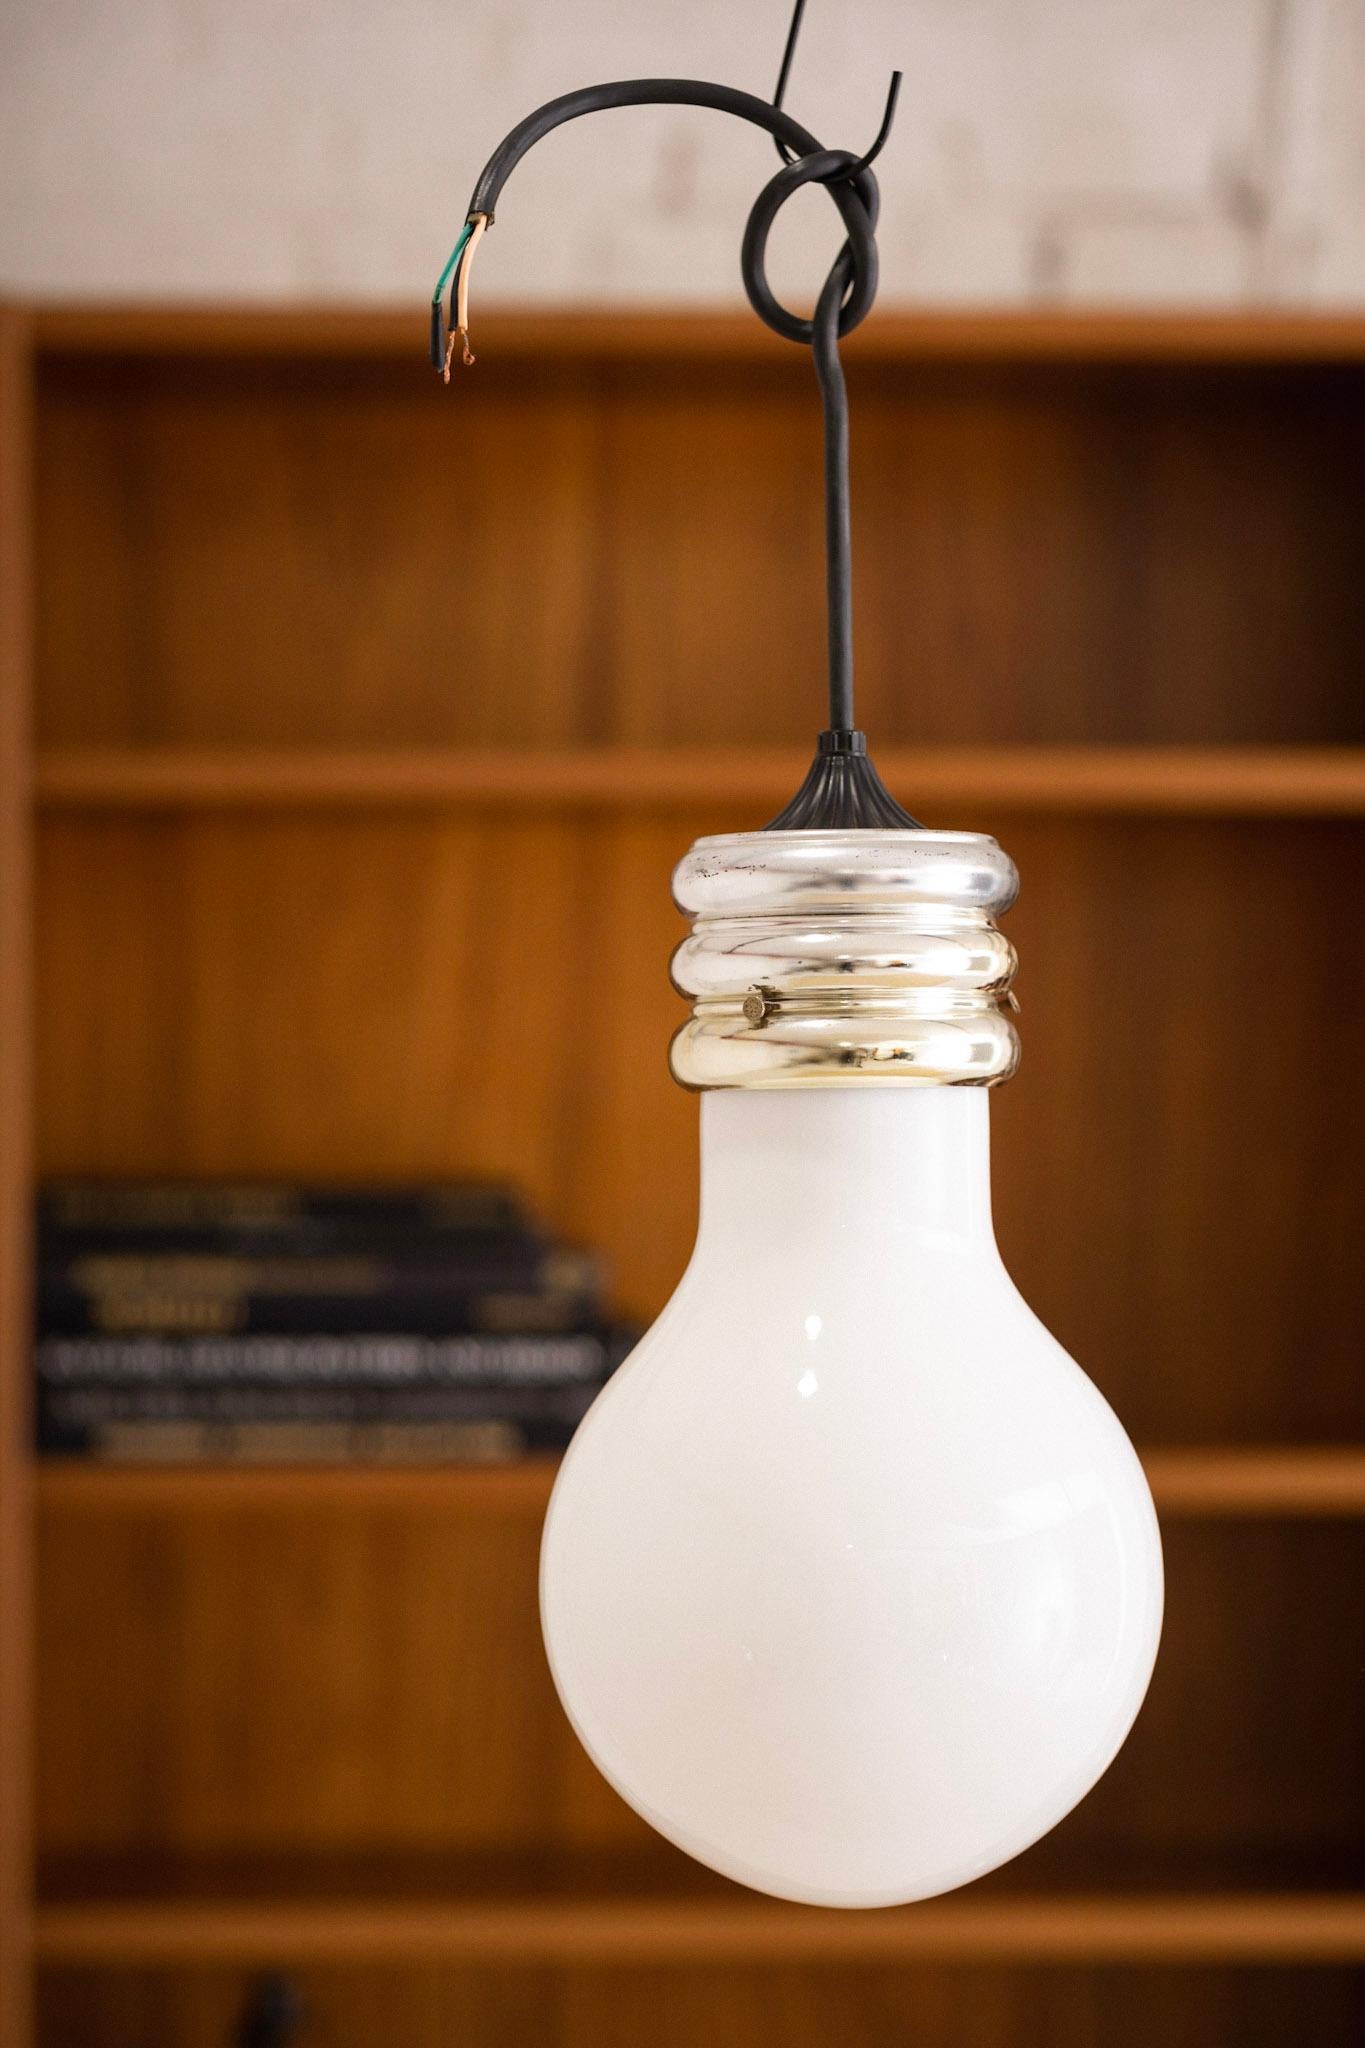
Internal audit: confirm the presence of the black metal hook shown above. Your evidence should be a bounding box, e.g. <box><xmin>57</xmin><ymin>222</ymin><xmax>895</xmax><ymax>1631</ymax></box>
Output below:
<box><xmin>769</xmin><ymin>0</ymin><xmax>809</xmax><ymax>164</ymax></box>
<box><xmin>770</xmin><ymin>0</ymin><xmax>901</xmax><ymax>178</ymax></box>
<box><xmin>848</xmin><ymin>70</ymin><xmax>903</xmax><ymax>177</ymax></box>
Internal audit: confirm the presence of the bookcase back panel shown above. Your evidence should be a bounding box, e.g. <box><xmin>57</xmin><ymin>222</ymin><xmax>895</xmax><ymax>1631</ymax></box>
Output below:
<box><xmin>36</xmin><ymin>1481</ymin><xmax>627</xmax><ymax>1853</ymax></box>
<box><xmin>35</xmin><ymin>1963</ymin><xmax>1365</xmax><ymax>2048</ymax></box>
<box><xmin>35</xmin><ymin>1497</ymin><xmax>1365</xmax><ymax>1866</ymax></box>
<box><xmin>34</xmin><ymin>812</ymin><xmax>1365</xmax><ymax>1443</ymax></box>
<box><xmin>34</xmin><ymin>355</ymin><xmax>1365</xmax><ymax>750</ymax></box>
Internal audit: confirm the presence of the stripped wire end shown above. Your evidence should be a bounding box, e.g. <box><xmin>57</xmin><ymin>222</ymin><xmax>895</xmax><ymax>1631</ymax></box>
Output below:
<box><xmin>432</xmin><ymin>215</ymin><xmax>488</xmax><ymax>381</ymax></box>
<box><xmin>431</xmin><ymin>219</ymin><xmax>474</xmax><ymax>377</ymax></box>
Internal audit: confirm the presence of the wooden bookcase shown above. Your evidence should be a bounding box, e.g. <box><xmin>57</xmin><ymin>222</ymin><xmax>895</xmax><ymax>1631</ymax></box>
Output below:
<box><xmin>1</xmin><ymin>304</ymin><xmax>1363</xmax><ymax>2046</ymax></box>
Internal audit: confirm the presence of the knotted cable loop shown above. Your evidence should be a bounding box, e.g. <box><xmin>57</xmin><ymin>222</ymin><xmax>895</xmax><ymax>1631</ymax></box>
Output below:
<box><xmin>741</xmin><ymin>148</ymin><xmax>881</xmax><ymax>347</ymax></box>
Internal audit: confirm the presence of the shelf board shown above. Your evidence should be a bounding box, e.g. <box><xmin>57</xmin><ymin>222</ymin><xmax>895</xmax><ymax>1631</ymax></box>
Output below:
<box><xmin>33</xmin><ymin>747</ymin><xmax>1365</xmax><ymax>818</ymax></box>
<box><xmin>34</xmin><ymin>1846</ymin><xmax>1365</xmax><ymax>1968</ymax></box>
<box><xmin>37</xmin><ymin>1458</ymin><xmax>561</xmax><ymax>1513</ymax></box>
<box><xmin>29</xmin><ymin>303</ymin><xmax>1365</xmax><ymax>366</ymax></box>
<box><xmin>31</xmin><ymin>1888</ymin><xmax>1365</xmax><ymax>1967</ymax></box>
<box><xmin>1142</xmin><ymin>1448</ymin><xmax>1365</xmax><ymax>1516</ymax></box>
<box><xmin>34</xmin><ymin>1448</ymin><xmax>1365</xmax><ymax>1518</ymax></box>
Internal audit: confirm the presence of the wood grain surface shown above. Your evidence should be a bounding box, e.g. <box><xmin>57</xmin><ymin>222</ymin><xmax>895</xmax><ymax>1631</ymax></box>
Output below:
<box><xmin>33</xmin><ymin>351</ymin><xmax>1365</xmax><ymax>750</ymax></box>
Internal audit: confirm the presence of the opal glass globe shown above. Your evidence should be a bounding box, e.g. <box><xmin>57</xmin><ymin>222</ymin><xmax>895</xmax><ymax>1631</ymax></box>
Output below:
<box><xmin>541</xmin><ymin>1086</ymin><xmax>1163</xmax><ymax>1908</ymax></box>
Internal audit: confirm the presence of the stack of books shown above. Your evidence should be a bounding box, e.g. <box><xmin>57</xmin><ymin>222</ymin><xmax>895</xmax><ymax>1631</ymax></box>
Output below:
<box><xmin>35</xmin><ymin>1180</ymin><xmax>634</xmax><ymax>1463</ymax></box>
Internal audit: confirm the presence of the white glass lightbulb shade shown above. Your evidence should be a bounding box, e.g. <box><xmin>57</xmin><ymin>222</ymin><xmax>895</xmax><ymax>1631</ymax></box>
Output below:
<box><xmin>541</xmin><ymin>1088</ymin><xmax>1163</xmax><ymax>1908</ymax></box>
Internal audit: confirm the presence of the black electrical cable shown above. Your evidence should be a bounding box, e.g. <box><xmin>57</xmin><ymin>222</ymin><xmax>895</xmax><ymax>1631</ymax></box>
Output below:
<box><xmin>437</xmin><ymin>4</ymin><xmax>921</xmax><ymax>829</ymax></box>
<box><xmin>815</xmin><ymin>256</ymin><xmax>854</xmax><ymax>734</ymax></box>
<box><xmin>739</xmin><ymin>142</ymin><xmax>877</xmax><ymax>732</ymax></box>
<box><xmin>460</xmin><ymin>80</ymin><xmax>883</xmax><ymax>350</ymax></box>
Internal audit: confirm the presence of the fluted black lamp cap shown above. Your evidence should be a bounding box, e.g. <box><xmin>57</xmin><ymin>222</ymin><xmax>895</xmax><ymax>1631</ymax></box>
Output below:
<box><xmin>764</xmin><ymin>729</ymin><xmax>923</xmax><ymax>831</ymax></box>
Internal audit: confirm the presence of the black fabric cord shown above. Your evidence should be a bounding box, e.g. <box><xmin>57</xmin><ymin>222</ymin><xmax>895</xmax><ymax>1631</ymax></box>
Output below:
<box><xmin>442</xmin><ymin>9</ymin><xmax>919</xmax><ymax>828</ymax></box>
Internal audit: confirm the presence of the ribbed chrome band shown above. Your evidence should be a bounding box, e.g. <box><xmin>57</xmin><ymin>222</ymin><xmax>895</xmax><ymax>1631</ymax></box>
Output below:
<box><xmin>669</xmin><ymin>830</ymin><xmax>1021</xmax><ymax>1091</ymax></box>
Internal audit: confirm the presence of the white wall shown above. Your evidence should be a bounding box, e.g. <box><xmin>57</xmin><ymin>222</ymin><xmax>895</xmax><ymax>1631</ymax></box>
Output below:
<box><xmin>2</xmin><ymin>0</ymin><xmax>1362</xmax><ymax>307</ymax></box>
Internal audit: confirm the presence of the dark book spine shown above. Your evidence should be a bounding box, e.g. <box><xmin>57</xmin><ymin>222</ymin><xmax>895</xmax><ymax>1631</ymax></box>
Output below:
<box><xmin>38</xmin><ymin>1251</ymin><xmax>601</xmax><ymax>1338</ymax></box>
<box><xmin>46</xmin><ymin>1418</ymin><xmax>575</xmax><ymax>1464</ymax></box>
<box><xmin>37</xmin><ymin>1330</ymin><xmax>633</xmax><ymax>1391</ymax></box>
<box><xmin>39</xmin><ymin>1179</ymin><xmax>529</xmax><ymax>1240</ymax></box>
<box><xmin>37</xmin><ymin>1218</ymin><xmax>552</xmax><ymax>1261</ymax></box>
<box><xmin>37</xmin><ymin>1377</ymin><xmax>607</xmax><ymax>1453</ymax></box>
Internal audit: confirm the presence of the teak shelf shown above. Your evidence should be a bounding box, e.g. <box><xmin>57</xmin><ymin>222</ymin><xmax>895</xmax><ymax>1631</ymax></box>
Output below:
<box><xmin>34</xmin><ymin>1893</ymin><xmax>1365</xmax><ymax>1970</ymax></box>
<box><xmin>3</xmin><ymin>303</ymin><xmax>1363</xmax><ymax>2048</ymax></box>
<box><xmin>33</xmin><ymin>744</ymin><xmax>1365</xmax><ymax>815</ymax></box>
